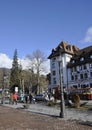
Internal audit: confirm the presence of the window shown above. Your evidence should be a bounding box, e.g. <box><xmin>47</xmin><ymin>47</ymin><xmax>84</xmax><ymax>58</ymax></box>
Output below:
<box><xmin>66</xmin><ymin>45</ymin><xmax>71</xmax><ymax>51</ymax></box>
<box><xmin>90</xmin><ymin>55</ymin><xmax>92</xmax><ymax>59</ymax></box>
<box><xmin>52</xmin><ymin>70</ymin><xmax>56</xmax><ymax>76</ymax></box>
<box><xmin>71</xmin><ymin>75</ymin><xmax>74</xmax><ymax>80</ymax></box>
<box><xmin>71</xmin><ymin>68</ymin><xmax>73</xmax><ymax>72</ymax></box>
<box><xmin>72</xmin><ymin>60</ymin><xmax>75</xmax><ymax>63</ymax></box>
<box><xmin>89</xmin><ymin>63</ymin><xmax>92</xmax><ymax>68</ymax></box>
<box><xmin>83</xmin><ymin>64</ymin><xmax>87</xmax><ymax>70</ymax></box>
<box><xmin>80</xmin><ymin>57</ymin><xmax>84</xmax><ymax>61</ymax></box>
<box><xmin>90</xmin><ymin>72</ymin><xmax>92</xmax><ymax>77</ymax></box>
<box><xmin>74</xmin><ymin>66</ymin><xmax>77</xmax><ymax>71</ymax></box>
<box><xmin>75</xmin><ymin>75</ymin><xmax>78</xmax><ymax>80</ymax></box>
<box><xmin>84</xmin><ymin>73</ymin><xmax>88</xmax><ymax>79</ymax></box>
<box><xmin>52</xmin><ymin>62</ymin><xmax>55</xmax><ymax>69</ymax></box>
<box><xmin>79</xmin><ymin>66</ymin><xmax>82</xmax><ymax>70</ymax></box>
<box><xmin>53</xmin><ymin>78</ymin><xmax>56</xmax><ymax>84</ymax></box>
<box><xmin>80</xmin><ymin>74</ymin><xmax>83</xmax><ymax>79</ymax></box>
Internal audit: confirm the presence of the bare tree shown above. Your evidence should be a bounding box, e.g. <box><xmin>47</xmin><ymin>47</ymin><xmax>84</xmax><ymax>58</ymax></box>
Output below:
<box><xmin>26</xmin><ymin>49</ymin><xmax>47</xmax><ymax>94</ymax></box>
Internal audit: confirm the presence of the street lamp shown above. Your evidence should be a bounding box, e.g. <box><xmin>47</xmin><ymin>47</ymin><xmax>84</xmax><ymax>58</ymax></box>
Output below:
<box><xmin>58</xmin><ymin>60</ymin><xmax>65</xmax><ymax>118</ymax></box>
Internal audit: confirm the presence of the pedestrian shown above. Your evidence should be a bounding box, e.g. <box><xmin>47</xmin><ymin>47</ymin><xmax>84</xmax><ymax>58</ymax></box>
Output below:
<box><xmin>1</xmin><ymin>90</ymin><xmax>5</xmax><ymax>104</ymax></box>
<box><xmin>25</xmin><ymin>94</ymin><xmax>28</xmax><ymax>104</ymax></box>
<box><xmin>29</xmin><ymin>93</ymin><xmax>32</xmax><ymax>103</ymax></box>
<box><xmin>48</xmin><ymin>93</ymin><xmax>51</xmax><ymax>100</ymax></box>
<box><xmin>13</xmin><ymin>92</ymin><xmax>17</xmax><ymax>105</ymax></box>
<box><xmin>9</xmin><ymin>93</ymin><xmax>13</xmax><ymax>104</ymax></box>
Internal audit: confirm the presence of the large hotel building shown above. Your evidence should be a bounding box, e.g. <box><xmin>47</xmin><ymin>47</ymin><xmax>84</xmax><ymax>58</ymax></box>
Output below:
<box><xmin>48</xmin><ymin>41</ymin><xmax>92</xmax><ymax>93</ymax></box>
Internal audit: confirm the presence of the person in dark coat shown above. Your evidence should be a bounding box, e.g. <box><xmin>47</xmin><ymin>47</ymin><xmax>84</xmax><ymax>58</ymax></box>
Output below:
<box><xmin>25</xmin><ymin>94</ymin><xmax>28</xmax><ymax>104</ymax></box>
<box><xmin>29</xmin><ymin>93</ymin><xmax>32</xmax><ymax>103</ymax></box>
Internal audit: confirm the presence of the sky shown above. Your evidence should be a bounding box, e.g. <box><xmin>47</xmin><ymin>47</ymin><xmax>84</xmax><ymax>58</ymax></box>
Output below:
<box><xmin>0</xmin><ymin>0</ymin><xmax>92</xmax><ymax>73</ymax></box>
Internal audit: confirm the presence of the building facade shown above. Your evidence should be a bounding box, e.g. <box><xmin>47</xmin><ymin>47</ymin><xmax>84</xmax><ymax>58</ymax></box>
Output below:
<box><xmin>67</xmin><ymin>46</ymin><xmax>92</xmax><ymax>89</ymax></box>
<box><xmin>48</xmin><ymin>41</ymin><xmax>79</xmax><ymax>92</ymax></box>
<box><xmin>48</xmin><ymin>41</ymin><xmax>92</xmax><ymax>93</ymax></box>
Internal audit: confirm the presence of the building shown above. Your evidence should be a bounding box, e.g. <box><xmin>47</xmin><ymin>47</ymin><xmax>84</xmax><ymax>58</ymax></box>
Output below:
<box><xmin>67</xmin><ymin>45</ymin><xmax>92</xmax><ymax>89</ymax></box>
<box><xmin>48</xmin><ymin>41</ymin><xmax>79</xmax><ymax>92</ymax></box>
<box><xmin>48</xmin><ymin>41</ymin><xmax>92</xmax><ymax>93</ymax></box>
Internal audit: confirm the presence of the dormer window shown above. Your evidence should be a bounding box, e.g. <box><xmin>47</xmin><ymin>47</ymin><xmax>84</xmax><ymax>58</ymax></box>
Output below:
<box><xmin>80</xmin><ymin>57</ymin><xmax>84</xmax><ymax>61</ymax></box>
<box><xmin>58</xmin><ymin>47</ymin><xmax>63</xmax><ymax>52</ymax></box>
<box><xmin>66</xmin><ymin>45</ymin><xmax>71</xmax><ymax>51</ymax></box>
<box><xmin>89</xmin><ymin>63</ymin><xmax>92</xmax><ymax>68</ymax></box>
<box><xmin>90</xmin><ymin>55</ymin><xmax>92</xmax><ymax>59</ymax></box>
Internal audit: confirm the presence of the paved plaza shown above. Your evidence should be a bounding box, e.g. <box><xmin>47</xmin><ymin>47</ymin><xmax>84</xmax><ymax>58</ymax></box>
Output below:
<box><xmin>2</xmin><ymin>100</ymin><xmax>92</xmax><ymax>121</ymax></box>
<box><xmin>2</xmin><ymin>100</ymin><xmax>92</xmax><ymax>128</ymax></box>
<box><xmin>0</xmin><ymin>103</ymin><xmax>92</xmax><ymax>130</ymax></box>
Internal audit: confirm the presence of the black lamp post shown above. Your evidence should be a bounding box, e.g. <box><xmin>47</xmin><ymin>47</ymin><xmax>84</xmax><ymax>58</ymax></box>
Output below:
<box><xmin>58</xmin><ymin>61</ymin><xmax>65</xmax><ymax>118</ymax></box>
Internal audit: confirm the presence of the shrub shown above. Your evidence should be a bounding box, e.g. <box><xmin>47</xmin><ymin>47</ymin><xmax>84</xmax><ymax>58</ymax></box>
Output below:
<box><xmin>47</xmin><ymin>100</ymin><xmax>56</xmax><ymax>106</ymax></box>
<box><xmin>73</xmin><ymin>93</ymin><xmax>80</xmax><ymax>108</ymax></box>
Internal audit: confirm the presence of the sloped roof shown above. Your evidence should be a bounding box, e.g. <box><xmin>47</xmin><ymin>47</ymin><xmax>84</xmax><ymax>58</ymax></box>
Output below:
<box><xmin>68</xmin><ymin>45</ymin><xmax>92</xmax><ymax>67</ymax></box>
<box><xmin>76</xmin><ymin>46</ymin><xmax>92</xmax><ymax>56</ymax></box>
<box><xmin>48</xmin><ymin>41</ymin><xmax>79</xmax><ymax>59</ymax></box>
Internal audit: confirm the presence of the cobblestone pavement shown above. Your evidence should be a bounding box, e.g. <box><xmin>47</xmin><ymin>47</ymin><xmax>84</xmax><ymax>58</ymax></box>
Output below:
<box><xmin>0</xmin><ymin>105</ymin><xmax>92</xmax><ymax>130</ymax></box>
<box><xmin>3</xmin><ymin>101</ymin><xmax>92</xmax><ymax>122</ymax></box>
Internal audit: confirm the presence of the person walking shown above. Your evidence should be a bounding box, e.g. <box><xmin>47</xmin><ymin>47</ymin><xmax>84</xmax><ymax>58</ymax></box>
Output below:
<box><xmin>1</xmin><ymin>90</ymin><xmax>5</xmax><ymax>104</ymax></box>
<box><xmin>9</xmin><ymin>93</ymin><xmax>13</xmax><ymax>104</ymax></box>
<box><xmin>29</xmin><ymin>93</ymin><xmax>32</xmax><ymax>103</ymax></box>
<box><xmin>25</xmin><ymin>94</ymin><xmax>28</xmax><ymax>104</ymax></box>
<box><xmin>13</xmin><ymin>92</ymin><xmax>17</xmax><ymax>105</ymax></box>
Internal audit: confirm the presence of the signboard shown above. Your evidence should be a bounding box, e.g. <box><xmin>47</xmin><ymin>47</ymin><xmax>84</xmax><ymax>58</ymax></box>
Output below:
<box><xmin>15</xmin><ymin>87</ymin><xmax>18</xmax><ymax>92</ymax></box>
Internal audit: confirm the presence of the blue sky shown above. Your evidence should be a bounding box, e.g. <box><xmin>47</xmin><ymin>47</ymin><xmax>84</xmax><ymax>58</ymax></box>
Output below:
<box><xmin>0</xmin><ymin>0</ymin><xmax>92</xmax><ymax>69</ymax></box>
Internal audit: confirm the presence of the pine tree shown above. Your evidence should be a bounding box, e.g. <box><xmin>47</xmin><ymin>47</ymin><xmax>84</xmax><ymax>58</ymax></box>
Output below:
<box><xmin>10</xmin><ymin>49</ymin><xmax>20</xmax><ymax>92</ymax></box>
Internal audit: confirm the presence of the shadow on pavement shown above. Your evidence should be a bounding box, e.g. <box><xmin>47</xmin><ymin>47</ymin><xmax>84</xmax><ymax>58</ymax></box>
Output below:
<box><xmin>79</xmin><ymin>121</ymin><xmax>92</xmax><ymax>127</ymax></box>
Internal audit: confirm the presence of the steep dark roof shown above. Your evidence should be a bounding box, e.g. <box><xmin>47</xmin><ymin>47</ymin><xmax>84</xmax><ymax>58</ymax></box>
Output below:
<box><xmin>67</xmin><ymin>45</ymin><xmax>92</xmax><ymax>68</ymax></box>
<box><xmin>48</xmin><ymin>41</ymin><xmax>79</xmax><ymax>59</ymax></box>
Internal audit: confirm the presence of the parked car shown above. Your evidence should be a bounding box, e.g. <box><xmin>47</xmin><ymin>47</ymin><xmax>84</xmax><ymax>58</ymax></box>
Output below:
<box><xmin>34</xmin><ymin>94</ymin><xmax>47</xmax><ymax>102</ymax></box>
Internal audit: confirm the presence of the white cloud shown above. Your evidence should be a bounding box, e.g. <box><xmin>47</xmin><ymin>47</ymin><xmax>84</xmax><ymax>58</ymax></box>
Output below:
<box><xmin>0</xmin><ymin>53</ymin><xmax>12</xmax><ymax>68</ymax></box>
<box><xmin>0</xmin><ymin>53</ymin><xmax>50</xmax><ymax>75</ymax></box>
<box><xmin>81</xmin><ymin>27</ymin><xmax>92</xmax><ymax>42</ymax></box>
<box><xmin>0</xmin><ymin>53</ymin><xmax>30</xmax><ymax>69</ymax></box>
